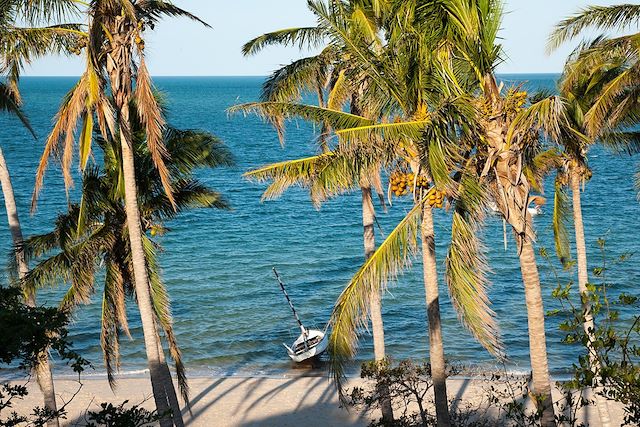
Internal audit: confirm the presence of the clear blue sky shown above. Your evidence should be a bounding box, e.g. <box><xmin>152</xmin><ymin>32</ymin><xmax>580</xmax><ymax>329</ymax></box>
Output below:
<box><xmin>24</xmin><ymin>0</ymin><xmax>622</xmax><ymax>76</ymax></box>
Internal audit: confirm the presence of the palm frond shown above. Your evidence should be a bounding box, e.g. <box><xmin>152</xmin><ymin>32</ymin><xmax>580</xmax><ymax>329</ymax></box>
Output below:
<box><xmin>523</xmin><ymin>149</ymin><xmax>563</xmax><ymax>193</ymax></box>
<box><xmin>584</xmin><ymin>65</ymin><xmax>640</xmax><ymax>135</ymax></box>
<box><xmin>229</xmin><ymin>101</ymin><xmax>372</xmax><ymax>144</ymax></box>
<box><xmin>508</xmin><ymin>95</ymin><xmax>575</xmax><ymax>145</ymax></box>
<box><xmin>144</xmin><ymin>180</ymin><xmax>230</xmax><ymax>221</ymax></box>
<box><xmin>101</xmin><ymin>255</ymin><xmax>129</xmax><ymax>389</ymax></box>
<box><xmin>245</xmin><ymin>153</ymin><xmax>338</xmax><ymax>201</ymax></box>
<box><xmin>335</xmin><ymin>120</ymin><xmax>431</xmax><ymax>150</ymax></box>
<box><xmin>598</xmin><ymin>130</ymin><xmax>640</xmax><ymax>155</ymax></box>
<box><xmin>136</xmin><ymin>0</ymin><xmax>210</xmax><ymax>27</ymax></box>
<box><xmin>11</xmin><ymin>0</ymin><xmax>79</xmax><ymax>25</ymax></box>
<box><xmin>134</xmin><ymin>57</ymin><xmax>174</xmax><ymax>208</ymax></box>
<box><xmin>553</xmin><ymin>176</ymin><xmax>572</xmax><ymax>266</ymax></box>
<box><xmin>446</xmin><ymin>175</ymin><xmax>502</xmax><ymax>357</ymax></box>
<box><xmin>144</xmin><ymin>235</ymin><xmax>188</xmax><ymax>404</ymax></box>
<box><xmin>162</xmin><ymin>128</ymin><xmax>234</xmax><ymax>173</ymax></box>
<box><xmin>32</xmin><ymin>74</ymin><xmax>91</xmax><ymax>211</ymax></box>
<box><xmin>260</xmin><ymin>51</ymin><xmax>333</xmax><ymax>103</ymax></box>
<box><xmin>549</xmin><ymin>4</ymin><xmax>640</xmax><ymax>52</ymax></box>
<box><xmin>0</xmin><ymin>83</ymin><xmax>34</xmax><ymax>137</ymax></box>
<box><xmin>242</xmin><ymin>27</ymin><xmax>325</xmax><ymax>56</ymax></box>
<box><xmin>328</xmin><ymin>201</ymin><xmax>424</xmax><ymax>397</ymax></box>
<box><xmin>327</xmin><ymin>69</ymin><xmax>351</xmax><ymax>110</ymax></box>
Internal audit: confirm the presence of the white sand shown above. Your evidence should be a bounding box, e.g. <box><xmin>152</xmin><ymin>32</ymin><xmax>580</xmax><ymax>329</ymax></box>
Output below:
<box><xmin>6</xmin><ymin>374</ymin><xmax>626</xmax><ymax>426</ymax></box>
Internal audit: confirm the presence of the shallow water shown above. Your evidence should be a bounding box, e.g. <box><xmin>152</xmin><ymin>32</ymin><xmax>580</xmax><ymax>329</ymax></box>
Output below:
<box><xmin>0</xmin><ymin>74</ymin><xmax>638</xmax><ymax>378</ymax></box>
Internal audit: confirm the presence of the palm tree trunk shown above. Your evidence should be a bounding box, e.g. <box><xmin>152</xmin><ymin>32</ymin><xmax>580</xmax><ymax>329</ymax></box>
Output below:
<box><xmin>0</xmin><ymin>147</ymin><xmax>28</xmax><ymax>280</ymax></box>
<box><xmin>156</xmin><ymin>331</ymin><xmax>185</xmax><ymax>427</ymax></box>
<box><xmin>119</xmin><ymin>108</ymin><xmax>175</xmax><ymax>427</ymax></box>
<box><xmin>420</xmin><ymin>203</ymin><xmax>450</xmax><ymax>427</ymax></box>
<box><xmin>517</xmin><ymin>236</ymin><xmax>555</xmax><ymax>427</ymax></box>
<box><xmin>361</xmin><ymin>185</ymin><xmax>393</xmax><ymax>423</ymax></box>
<box><xmin>570</xmin><ymin>171</ymin><xmax>611</xmax><ymax>427</ymax></box>
<box><xmin>0</xmin><ymin>146</ymin><xmax>59</xmax><ymax>427</ymax></box>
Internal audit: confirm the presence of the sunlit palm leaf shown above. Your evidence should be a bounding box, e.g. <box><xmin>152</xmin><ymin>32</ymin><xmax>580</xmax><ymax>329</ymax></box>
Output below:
<box><xmin>335</xmin><ymin>120</ymin><xmax>432</xmax><ymax>151</ymax></box>
<box><xmin>328</xmin><ymin>201</ymin><xmax>424</xmax><ymax>396</ymax></box>
<box><xmin>553</xmin><ymin>177</ymin><xmax>572</xmax><ymax>266</ymax></box>
<box><xmin>242</xmin><ymin>26</ymin><xmax>325</xmax><ymax>56</ymax></box>
<box><xmin>548</xmin><ymin>4</ymin><xmax>640</xmax><ymax>52</ymax></box>
<box><xmin>446</xmin><ymin>175</ymin><xmax>502</xmax><ymax>357</ymax></box>
<box><xmin>229</xmin><ymin>101</ymin><xmax>373</xmax><ymax>144</ymax></box>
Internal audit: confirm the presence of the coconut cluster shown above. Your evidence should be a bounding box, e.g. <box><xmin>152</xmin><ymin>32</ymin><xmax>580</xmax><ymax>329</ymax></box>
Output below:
<box><xmin>426</xmin><ymin>187</ymin><xmax>445</xmax><ymax>208</ymax></box>
<box><xmin>389</xmin><ymin>172</ymin><xmax>430</xmax><ymax>196</ymax></box>
<box><xmin>389</xmin><ymin>172</ymin><xmax>445</xmax><ymax>208</ymax></box>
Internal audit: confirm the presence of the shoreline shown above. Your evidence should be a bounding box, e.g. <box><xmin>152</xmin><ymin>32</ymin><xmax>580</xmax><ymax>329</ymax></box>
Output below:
<box><xmin>0</xmin><ymin>362</ymin><xmax>576</xmax><ymax>382</ymax></box>
<box><xmin>6</xmin><ymin>374</ymin><xmax>626</xmax><ymax>426</ymax></box>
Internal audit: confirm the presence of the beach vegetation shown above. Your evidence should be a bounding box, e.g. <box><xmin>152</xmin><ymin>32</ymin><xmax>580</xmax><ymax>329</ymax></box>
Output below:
<box><xmin>546</xmin><ymin>240</ymin><xmax>640</xmax><ymax>426</ymax></box>
<box><xmin>0</xmin><ymin>287</ymin><xmax>88</xmax><ymax>426</ymax></box>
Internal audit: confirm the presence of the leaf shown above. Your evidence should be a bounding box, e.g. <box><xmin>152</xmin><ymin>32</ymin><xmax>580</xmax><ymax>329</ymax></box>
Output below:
<box><xmin>446</xmin><ymin>174</ymin><xmax>502</xmax><ymax>357</ymax></box>
<box><xmin>553</xmin><ymin>177</ymin><xmax>572</xmax><ymax>266</ymax></box>
<box><xmin>548</xmin><ymin>4</ymin><xmax>640</xmax><ymax>52</ymax></box>
<box><xmin>79</xmin><ymin>112</ymin><xmax>93</xmax><ymax>170</ymax></box>
<box><xmin>242</xmin><ymin>27</ymin><xmax>325</xmax><ymax>56</ymax></box>
<box><xmin>328</xmin><ymin>201</ymin><xmax>424</xmax><ymax>396</ymax></box>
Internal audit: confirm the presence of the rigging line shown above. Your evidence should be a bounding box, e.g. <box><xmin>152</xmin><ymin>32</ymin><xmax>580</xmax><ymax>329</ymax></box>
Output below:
<box><xmin>272</xmin><ymin>267</ymin><xmax>307</xmax><ymax>337</ymax></box>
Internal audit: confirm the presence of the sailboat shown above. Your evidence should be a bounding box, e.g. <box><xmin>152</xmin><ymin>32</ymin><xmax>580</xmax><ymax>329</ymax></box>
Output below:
<box><xmin>273</xmin><ymin>268</ymin><xmax>329</xmax><ymax>363</ymax></box>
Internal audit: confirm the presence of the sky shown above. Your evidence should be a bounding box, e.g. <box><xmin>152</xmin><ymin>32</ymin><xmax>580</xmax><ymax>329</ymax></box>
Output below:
<box><xmin>24</xmin><ymin>0</ymin><xmax>624</xmax><ymax>76</ymax></box>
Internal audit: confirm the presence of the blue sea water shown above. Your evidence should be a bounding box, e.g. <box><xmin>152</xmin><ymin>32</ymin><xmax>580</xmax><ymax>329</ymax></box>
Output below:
<box><xmin>0</xmin><ymin>74</ymin><xmax>638</xmax><ymax>379</ymax></box>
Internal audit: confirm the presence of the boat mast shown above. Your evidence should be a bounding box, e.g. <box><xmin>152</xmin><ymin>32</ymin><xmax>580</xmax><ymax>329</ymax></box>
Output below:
<box><xmin>273</xmin><ymin>268</ymin><xmax>307</xmax><ymax>336</ymax></box>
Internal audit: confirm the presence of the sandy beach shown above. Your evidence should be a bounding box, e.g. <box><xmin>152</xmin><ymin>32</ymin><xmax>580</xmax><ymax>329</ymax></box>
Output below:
<box><xmin>6</xmin><ymin>374</ymin><xmax>626</xmax><ymax>426</ymax></box>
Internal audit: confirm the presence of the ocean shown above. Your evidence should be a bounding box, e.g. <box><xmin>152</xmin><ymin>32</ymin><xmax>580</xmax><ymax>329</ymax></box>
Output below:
<box><xmin>0</xmin><ymin>74</ymin><xmax>638</xmax><ymax>379</ymax></box>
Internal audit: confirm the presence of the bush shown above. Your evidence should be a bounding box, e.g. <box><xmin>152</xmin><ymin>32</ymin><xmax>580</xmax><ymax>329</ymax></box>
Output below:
<box><xmin>546</xmin><ymin>240</ymin><xmax>640</xmax><ymax>425</ymax></box>
<box><xmin>85</xmin><ymin>400</ymin><xmax>162</xmax><ymax>427</ymax></box>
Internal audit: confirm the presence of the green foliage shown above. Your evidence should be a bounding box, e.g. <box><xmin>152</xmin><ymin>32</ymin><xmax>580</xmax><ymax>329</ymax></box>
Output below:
<box><xmin>85</xmin><ymin>400</ymin><xmax>163</xmax><ymax>427</ymax></box>
<box><xmin>549</xmin><ymin>239</ymin><xmax>640</xmax><ymax>425</ymax></box>
<box><xmin>348</xmin><ymin>359</ymin><xmax>591</xmax><ymax>426</ymax></box>
<box><xmin>483</xmin><ymin>372</ymin><xmax>591</xmax><ymax>427</ymax></box>
<box><xmin>0</xmin><ymin>287</ymin><xmax>90</xmax><ymax>426</ymax></box>
<box><xmin>329</xmin><ymin>202</ymin><xmax>423</xmax><ymax>392</ymax></box>
<box><xmin>0</xmin><ymin>287</ymin><xmax>88</xmax><ymax>373</ymax></box>
<box><xmin>350</xmin><ymin>359</ymin><xmax>435</xmax><ymax>427</ymax></box>
<box><xmin>348</xmin><ymin>359</ymin><xmax>450</xmax><ymax>427</ymax></box>
<box><xmin>446</xmin><ymin>173</ymin><xmax>501</xmax><ymax>357</ymax></box>
<box><xmin>549</xmin><ymin>5</ymin><xmax>640</xmax><ymax>52</ymax></box>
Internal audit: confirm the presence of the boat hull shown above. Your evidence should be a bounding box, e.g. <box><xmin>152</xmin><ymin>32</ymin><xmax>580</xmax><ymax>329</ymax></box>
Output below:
<box><xmin>286</xmin><ymin>329</ymin><xmax>328</xmax><ymax>363</ymax></box>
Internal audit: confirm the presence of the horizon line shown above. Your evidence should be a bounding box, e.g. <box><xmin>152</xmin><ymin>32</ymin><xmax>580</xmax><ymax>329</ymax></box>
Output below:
<box><xmin>19</xmin><ymin>72</ymin><xmax>563</xmax><ymax>78</ymax></box>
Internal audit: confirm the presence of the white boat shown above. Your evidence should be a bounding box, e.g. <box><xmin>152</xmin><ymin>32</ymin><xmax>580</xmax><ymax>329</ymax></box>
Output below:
<box><xmin>488</xmin><ymin>202</ymin><xmax>543</xmax><ymax>216</ymax></box>
<box><xmin>528</xmin><ymin>205</ymin><xmax>543</xmax><ymax>216</ymax></box>
<box><xmin>273</xmin><ymin>268</ymin><xmax>328</xmax><ymax>363</ymax></box>
<box><xmin>283</xmin><ymin>327</ymin><xmax>329</xmax><ymax>363</ymax></box>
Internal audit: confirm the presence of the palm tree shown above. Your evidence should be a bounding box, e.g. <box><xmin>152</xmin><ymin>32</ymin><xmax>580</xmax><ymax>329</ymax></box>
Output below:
<box><xmin>30</xmin><ymin>2</ymin><xmax>209</xmax><ymax>425</ymax></box>
<box><xmin>1</xmin><ymin>2</ymin><xmax>82</xmax><ymax>424</ymax></box>
<box><xmin>21</xmin><ymin>119</ymin><xmax>231</xmax><ymax>415</ymax></box>
<box><xmin>241</xmin><ymin>2</ymin><xmax>395</xmax><ymax>422</ymax></box>
<box><xmin>549</xmin><ymin>4</ymin><xmax>640</xmax><ymax>137</ymax></box>
<box><xmin>518</xmin><ymin>50</ymin><xmax>640</xmax><ymax>427</ymax></box>
<box><xmin>235</xmin><ymin>4</ymin><xmax>507</xmax><ymax>426</ymax></box>
<box><xmin>303</xmin><ymin>1</ymin><xmax>559</xmax><ymax>423</ymax></box>
<box><xmin>406</xmin><ymin>2</ymin><xmax>564</xmax><ymax>423</ymax></box>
